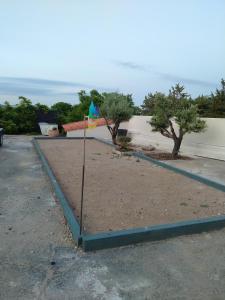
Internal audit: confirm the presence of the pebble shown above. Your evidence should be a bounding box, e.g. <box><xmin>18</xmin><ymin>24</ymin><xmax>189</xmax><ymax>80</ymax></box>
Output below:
<box><xmin>112</xmin><ymin>150</ymin><xmax>121</xmax><ymax>155</ymax></box>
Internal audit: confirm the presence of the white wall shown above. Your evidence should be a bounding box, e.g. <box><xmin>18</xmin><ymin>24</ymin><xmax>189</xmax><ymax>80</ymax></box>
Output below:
<box><xmin>67</xmin><ymin>117</ymin><xmax>225</xmax><ymax>160</ymax></box>
<box><xmin>67</xmin><ymin>122</ymin><xmax>129</xmax><ymax>140</ymax></box>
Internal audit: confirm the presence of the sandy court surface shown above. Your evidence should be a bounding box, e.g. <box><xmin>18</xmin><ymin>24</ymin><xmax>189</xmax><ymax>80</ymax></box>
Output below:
<box><xmin>38</xmin><ymin>139</ymin><xmax>225</xmax><ymax>234</ymax></box>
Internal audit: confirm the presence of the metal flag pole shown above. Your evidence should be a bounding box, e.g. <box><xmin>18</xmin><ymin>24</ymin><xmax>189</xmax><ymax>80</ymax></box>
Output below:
<box><xmin>79</xmin><ymin>115</ymin><xmax>87</xmax><ymax>235</ymax></box>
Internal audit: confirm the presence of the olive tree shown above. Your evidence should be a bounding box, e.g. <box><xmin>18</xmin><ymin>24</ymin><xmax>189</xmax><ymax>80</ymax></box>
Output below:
<box><xmin>100</xmin><ymin>93</ymin><xmax>133</xmax><ymax>145</ymax></box>
<box><xmin>150</xmin><ymin>85</ymin><xmax>206</xmax><ymax>158</ymax></box>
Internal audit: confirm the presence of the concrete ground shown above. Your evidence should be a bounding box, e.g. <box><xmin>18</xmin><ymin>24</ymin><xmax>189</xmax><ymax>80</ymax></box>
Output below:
<box><xmin>0</xmin><ymin>135</ymin><xmax>225</xmax><ymax>300</ymax></box>
<box><xmin>165</xmin><ymin>156</ymin><xmax>225</xmax><ymax>185</ymax></box>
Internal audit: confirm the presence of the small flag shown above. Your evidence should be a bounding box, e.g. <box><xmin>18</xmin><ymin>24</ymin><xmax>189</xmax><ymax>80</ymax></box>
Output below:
<box><xmin>88</xmin><ymin>101</ymin><xmax>99</xmax><ymax>119</ymax></box>
<box><xmin>88</xmin><ymin>101</ymin><xmax>100</xmax><ymax>129</ymax></box>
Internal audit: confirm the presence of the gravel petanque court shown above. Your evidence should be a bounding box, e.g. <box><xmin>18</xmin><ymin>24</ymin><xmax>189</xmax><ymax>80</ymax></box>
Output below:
<box><xmin>38</xmin><ymin>139</ymin><xmax>225</xmax><ymax>234</ymax></box>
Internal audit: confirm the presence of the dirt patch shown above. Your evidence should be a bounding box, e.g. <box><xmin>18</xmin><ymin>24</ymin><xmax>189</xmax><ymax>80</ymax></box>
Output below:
<box><xmin>129</xmin><ymin>144</ymin><xmax>191</xmax><ymax>160</ymax></box>
<box><xmin>144</xmin><ymin>152</ymin><xmax>191</xmax><ymax>160</ymax></box>
<box><xmin>38</xmin><ymin>139</ymin><xmax>225</xmax><ymax>234</ymax></box>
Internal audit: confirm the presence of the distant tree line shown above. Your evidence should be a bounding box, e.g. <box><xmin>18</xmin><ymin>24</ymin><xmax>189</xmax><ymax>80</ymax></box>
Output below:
<box><xmin>0</xmin><ymin>79</ymin><xmax>224</xmax><ymax>134</ymax></box>
<box><xmin>0</xmin><ymin>90</ymin><xmax>138</xmax><ymax>134</ymax></box>
<box><xmin>141</xmin><ymin>79</ymin><xmax>225</xmax><ymax>117</ymax></box>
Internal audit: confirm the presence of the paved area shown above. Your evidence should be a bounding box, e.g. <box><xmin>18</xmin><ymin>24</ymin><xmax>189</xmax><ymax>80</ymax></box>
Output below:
<box><xmin>166</xmin><ymin>156</ymin><xmax>225</xmax><ymax>185</ymax></box>
<box><xmin>0</xmin><ymin>135</ymin><xmax>225</xmax><ymax>300</ymax></box>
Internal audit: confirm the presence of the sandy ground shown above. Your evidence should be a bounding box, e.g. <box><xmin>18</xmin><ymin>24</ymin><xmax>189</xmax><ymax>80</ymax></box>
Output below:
<box><xmin>38</xmin><ymin>139</ymin><xmax>225</xmax><ymax>234</ymax></box>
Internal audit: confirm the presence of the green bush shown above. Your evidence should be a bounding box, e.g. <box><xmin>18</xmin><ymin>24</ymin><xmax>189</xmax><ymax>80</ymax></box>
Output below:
<box><xmin>117</xmin><ymin>136</ymin><xmax>132</xmax><ymax>150</ymax></box>
<box><xmin>0</xmin><ymin>119</ymin><xmax>18</xmax><ymax>134</ymax></box>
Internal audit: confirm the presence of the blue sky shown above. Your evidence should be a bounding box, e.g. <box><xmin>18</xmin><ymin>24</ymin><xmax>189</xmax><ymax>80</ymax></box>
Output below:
<box><xmin>0</xmin><ymin>0</ymin><xmax>224</xmax><ymax>105</ymax></box>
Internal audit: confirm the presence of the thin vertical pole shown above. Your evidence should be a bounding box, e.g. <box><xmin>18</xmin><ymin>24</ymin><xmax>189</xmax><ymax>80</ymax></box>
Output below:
<box><xmin>79</xmin><ymin>115</ymin><xmax>87</xmax><ymax>235</ymax></box>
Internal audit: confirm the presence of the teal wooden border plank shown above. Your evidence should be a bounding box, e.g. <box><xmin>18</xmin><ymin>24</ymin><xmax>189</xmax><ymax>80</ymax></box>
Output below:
<box><xmin>33</xmin><ymin>138</ymin><xmax>82</xmax><ymax>245</ymax></box>
<box><xmin>82</xmin><ymin>215</ymin><xmax>225</xmax><ymax>251</ymax></box>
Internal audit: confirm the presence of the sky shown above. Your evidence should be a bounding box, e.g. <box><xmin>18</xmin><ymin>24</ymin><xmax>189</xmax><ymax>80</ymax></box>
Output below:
<box><xmin>0</xmin><ymin>0</ymin><xmax>225</xmax><ymax>106</ymax></box>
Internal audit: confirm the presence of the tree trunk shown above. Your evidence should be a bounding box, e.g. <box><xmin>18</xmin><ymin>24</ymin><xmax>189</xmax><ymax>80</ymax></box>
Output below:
<box><xmin>112</xmin><ymin>133</ymin><xmax>117</xmax><ymax>145</ymax></box>
<box><xmin>105</xmin><ymin>124</ymin><xmax>118</xmax><ymax>145</ymax></box>
<box><xmin>111</xmin><ymin>121</ymin><xmax>120</xmax><ymax>145</ymax></box>
<box><xmin>172</xmin><ymin>137</ymin><xmax>182</xmax><ymax>158</ymax></box>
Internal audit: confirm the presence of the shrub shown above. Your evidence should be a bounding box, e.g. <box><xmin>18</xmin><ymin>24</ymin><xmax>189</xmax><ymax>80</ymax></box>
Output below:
<box><xmin>117</xmin><ymin>136</ymin><xmax>132</xmax><ymax>150</ymax></box>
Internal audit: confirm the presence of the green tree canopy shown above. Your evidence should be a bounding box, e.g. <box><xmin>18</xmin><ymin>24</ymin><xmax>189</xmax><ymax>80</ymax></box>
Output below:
<box><xmin>51</xmin><ymin>102</ymin><xmax>72</xmax><ymax>125</ymax></box>
<box><xmin>66</xmin><ymin>104</ymin><xmax>84</xmax><ymax>123</ymax></box>
<box><xmin>194</xmin><ymin>95</ymin><xmax>211</xmax><ymax>117</ymax></box>
<box><xmin>210</xmin><ymin>79</ymin><xmax>225</xmax><ymax>117</ymax></box>
<box><xmin>0</xmin><ymin>101</ymin><xmax>18</xmax><ymax>134</ymax></box>
<box><xmin>14</xmin><ymin>97</ymin><xmax>37</xmax><ymax>133</ymax></box>
<box><xmin>141</xmin><ymin>92</ymin><xmax>164</xmax><ymax>115</ymax></box>
<box><xmin>100</xmin><ymin>92</ymin><xmax>133</xmax><ymax>145</ymax></box>
<box><xmin>35</xmin><ymin>103</ymin><xmax>50</xmax><ymax>113</ymax></box>
<box><xmin>78</xmin><ymin>89</ymin><xmax>104</xmax><ymax>116</ymax></box>
<box><xmin>150</xmin><ymin>85</ymin><xmax>206</xmax><ymax>158</ymax></box>
<box><xmin>191</xmin><ymin>79</ymin><xmax>225</xmax><ymax>117</ymax></box>
<box><xmin>169</xmin><ymin>83</ymin><xmax>190</xmax><ymax>100</ymax></box>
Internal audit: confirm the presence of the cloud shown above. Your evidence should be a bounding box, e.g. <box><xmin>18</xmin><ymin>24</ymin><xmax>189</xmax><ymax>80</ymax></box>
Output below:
<box><xmin>0</xmin><ymin>82</ymin><xmax>53</xmax><ymax>96</ymax></box>
<box><xmin>0</xmin><ymin>76</ymin><xmax>91</xmax><ymax>97</ymax></box>
<box><xmin>0</xmin><ymin>77</ymin><xmax>92</xmax><ymax>88</ymax></box>
<box><xmin>113</xmin><ymin>60</ymin><xmax>217</xmax><ymax>88</ymax></box>
<box><xmin>0</xmin><ymin>76</ymin><xmax>110</xmax><ymax>98</ymax></box>
<box><xmin>113</xmin><ymin>60</ymin><xmax>147</xmax><ymax>71</ymax></box>
<box><xmin>157</xmin><ymin>72</ymin><xmax>217</xmax><ymax>88</ymax></box>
